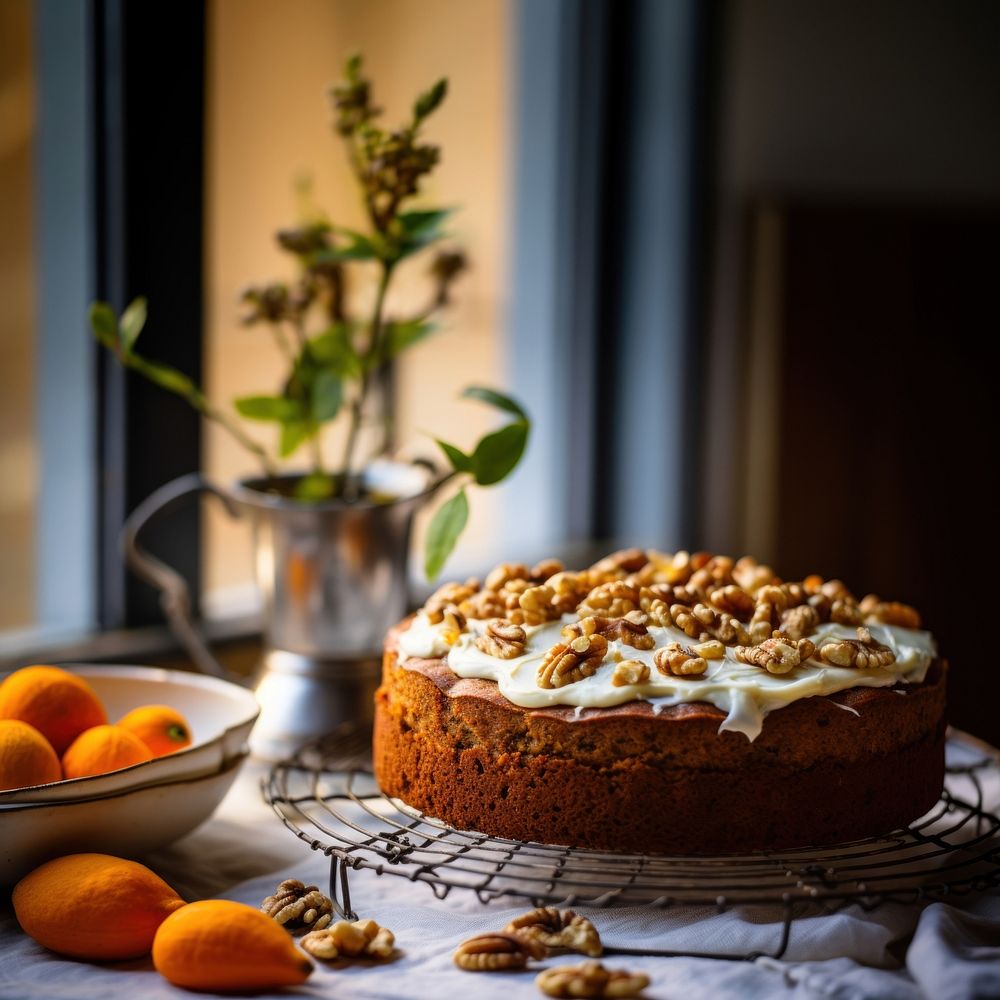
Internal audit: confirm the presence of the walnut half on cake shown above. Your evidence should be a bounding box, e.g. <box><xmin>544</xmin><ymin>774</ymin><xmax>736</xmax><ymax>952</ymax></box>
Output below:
<box><xmin>373</xmin><ymin>550</ymin><xmax>946</xmax><ymax>854</ymax></box>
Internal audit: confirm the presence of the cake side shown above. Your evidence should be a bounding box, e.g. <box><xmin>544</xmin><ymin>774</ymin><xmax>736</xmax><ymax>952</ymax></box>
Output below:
<box><xmin>374</xmin><ymin>640</ymin><xmax>947</xmax><ymax>853</ymax></box>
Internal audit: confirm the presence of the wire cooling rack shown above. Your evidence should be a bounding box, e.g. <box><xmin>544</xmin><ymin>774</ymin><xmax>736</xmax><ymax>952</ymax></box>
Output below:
<box><xmin>262</xmin><ymin>727</ymin><xmax>1000</xmax><ymax>961</ymax></box>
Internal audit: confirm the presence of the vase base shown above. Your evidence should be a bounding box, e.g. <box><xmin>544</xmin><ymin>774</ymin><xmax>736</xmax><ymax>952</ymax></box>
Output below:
<box><xmin>248</xmin><ymin>649</ymin><xmax>380</xmax><ymax>761</ymax></box>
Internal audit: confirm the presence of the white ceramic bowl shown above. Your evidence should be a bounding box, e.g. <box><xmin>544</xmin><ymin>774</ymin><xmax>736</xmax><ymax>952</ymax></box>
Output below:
<box><xmin>0</xmin><ymin>752</ymin><xmax>248</xmax><ymax>886</ymax></box>
<box><xmin>0</xmin><ymin>665</ymin><xmax>258</xmax><ymax>807</ymax></box>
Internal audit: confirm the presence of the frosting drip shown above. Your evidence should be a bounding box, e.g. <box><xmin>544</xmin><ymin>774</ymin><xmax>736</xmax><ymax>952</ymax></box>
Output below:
<box><xmin>397</xmin><ymin>613</ymin><xmax>936</xmax><ymax>741</ymax></box>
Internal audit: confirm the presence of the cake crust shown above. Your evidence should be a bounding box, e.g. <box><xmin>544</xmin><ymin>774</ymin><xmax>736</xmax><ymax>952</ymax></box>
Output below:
<box><xmin>374</xmin><ymin>623</ymin><xmax>947</xmax><ymax>854</ymax></box>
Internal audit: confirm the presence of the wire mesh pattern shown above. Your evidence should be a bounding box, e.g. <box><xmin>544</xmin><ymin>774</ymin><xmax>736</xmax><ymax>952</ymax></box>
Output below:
<box><xmin>262</xmin><ymin>727</ymin><xmax>1000</xmax><ymax>959</ymax></box>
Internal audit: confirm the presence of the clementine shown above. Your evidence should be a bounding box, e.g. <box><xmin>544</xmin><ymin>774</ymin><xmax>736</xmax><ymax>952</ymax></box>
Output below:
<box><xmin>152</xmin><ymin>900</ymin><xmax>313</xmax><ymax>991</ymax></box>
<box><xmin>61</xmin><ymin>724</ymin><xmax>153</xmax><ymax>779</ymax></box>
<box><xmin>0</xmin><ymin>666</ymin><xmax>107</xmax><ymax>755</ymax></box>
<box><xmin>13</xmin><ymin>853</ymin><xmax>186</xmax><ymax>960</ymax></box>
<box><xmin>0</xmin><ymin>719</ymin><xmax>62</xmax><ymax>790</ymax></box>
<box><xmin>117</xmin><ymin>704</ymin><xmax>193</xmax><ymax>757</ymax></box>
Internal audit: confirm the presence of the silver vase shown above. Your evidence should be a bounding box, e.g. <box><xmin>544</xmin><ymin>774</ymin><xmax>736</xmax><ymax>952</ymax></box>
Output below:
<box><xmin>123</xmin><ymin>460</ymin><xmax>434</xmax><ymax>759</ymax></box>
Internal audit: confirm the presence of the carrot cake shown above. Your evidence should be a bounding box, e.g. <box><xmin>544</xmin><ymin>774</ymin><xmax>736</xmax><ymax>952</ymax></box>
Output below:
<box><xmin>373</xmin><ymin>550</ymin><xmax>946</xmax><ymax>854</ymax></box>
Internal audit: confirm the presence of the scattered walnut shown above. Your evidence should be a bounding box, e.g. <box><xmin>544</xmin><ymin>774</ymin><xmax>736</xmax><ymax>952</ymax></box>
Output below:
<box><xmin>536</xmin><ymin>961</ymin><xmax>650</xmax><ymax>999</ymax></box>
<box><xmin>440</xmin><ymin>605</ymin><xmax>467</xmax><ymax>646</ymax></box>
<box><xmin>538</xmin><ymin>634</ymin><xmax>609</xmax><ymax>688</ymax></box>
<box><xmin>500</xmin><ymin>577</ymin><xmax>532</xmax><ymax>609</ymax></box>
<box><xmin>807</xmin><ymin>591</ymin><xmax>862</xmax><ymax>626</ymax></box>
<box><xmin>661</xmin><ymin>550</ymin><xmax>695</xmax><ymax>585</ymax></box>
<box><xmin>820</xmin><ymin>578</ymin><xmax>856</xmax><ymax>602</ymax></box>
<box><xmin>640</xmin><ymin>597</ymin><xmax>673</xmax><ymax>628</ymax></box>
<box><xmin>859</xmin><ymin>595</ymin><xmax>921</xmax><ymax>629</ymax></box>
<box><xmin>733</xmin><ymin>555</ymin><xmax>775</xmax><ymax>594</ymax></box>
<box><xmin>300</xmin><ymin>918</ymin><xmax>395</xmax><ymax>961</ymax></box>
<box><xmin>818</xmin><ymin>626</ymin><xmax>897</xmax><ymax>669</ymax></box>
<box><xmin>779</xmin><ymin>604</ymin><xmax>820</xmax><ymax>640</ymax></box>
<box><xmin>709</xmin><ymin>585</ymin><xmax>755</xmax><ymax>620</ymax></box>
<box><xmin>545</xmin><ymin>571</ymin><xmax>594</xmax><ymax>608</ymax></box>
<box><xmin>460</xmin><ymin>588</ymin><xmax>508</xmax><ymax>621</ymax></box>
<box><xmin>454</xmin><ymin>932</ymin><xmax>544</xmax><ymax>971</ymax></box>
<box><xmin>689</xmin><ymin>555</ymin><xmax>736</xmax><ymax>596</ymax></box>
<box><xmin>577</xmin><ymin>582</ymin><xmax>642</xmax><ymax>618</ymax></box>
<box><xmin>425</xmin><ymin>580</ymin><xmax>479</xmax><ymax>623</ymax></box>
<box><xmin>670</xmin><ymin>603</ymin><xmax>707</xmax><ymax>639</ymax></box>
<box><xmin>475</xmin><ymin>619</ymin><xmax>528</xmax><ymax>659</ymax></box>
<box><xmin>562</xmin><ymin>612</ymin><xmax>655</xmax><ymax>650</ymax></box>
<box><xmin>653</xmin><ymin>642</ymin><xmax>707</xmax><ymax>677</ymax></box>
<box><xmin>748</xmin><ymin>585</ymin><xmax>789</xmax><ymax>644</ymax></box>
<box><xmin>530</xmin><ymin>557</ymin><xmax>565</xmax><ymax>582</ymax></box>
<box><xmin>611</xmin><ymin>659</ymin><xmax>650</xmax><ymax>687</ymax></box>
<box><xmin>514</xmin><ymin>584</ymin><xmax>563</xmax><ymax>625</ymax></box>
<box><xmin>260</xmin><ymin>879</ymin><xmax>333</xmax><ymax>932</ymax></box>
<box><xmin>672</xmin><ymin>603</ymin><xmax>749</xmax><ymax>645</ymax></box>
<box><xmin>831</xmin><ymin>599</ymin><xmax>862</xmax><ymax>626</ymax></box>
<box><xmin>485</xmin><ymin>562</ymin><xmax>532</xmax><ymax>592</ymax></box>
<box><xmin>691</xmin><ymin>639</ymin><xmax>725</xmax><ymax>659</ymax></box>
<box><xmin>735</xmin><ymin>634</ymin><xmax>816</xmax><ymax>674</ymax></box>
<box><xmin>506</xmin><ymin>908</ymin><xmax>602</xmax><ymax>957</ymax></box>
<box><xmin>590</xmin><ymin>548</ymin><xmax>649</xmax><ymax>576</ymax></box>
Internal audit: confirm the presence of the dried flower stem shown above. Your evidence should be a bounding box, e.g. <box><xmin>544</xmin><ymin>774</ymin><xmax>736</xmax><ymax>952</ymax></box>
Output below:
<box><xmin>290</xmin><ymin>314</ymin><xmax>325</xmax><ymax>476</ymax></box>
<box><xmin>340</xmin><ymin>260</ymin><xmax>393</xmax><ymax>492</ymax></box>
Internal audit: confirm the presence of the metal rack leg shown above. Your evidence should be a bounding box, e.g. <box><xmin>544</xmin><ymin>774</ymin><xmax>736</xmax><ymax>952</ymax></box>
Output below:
<box><xmin>328</xmin><ymin>855</ymin><xmax>358</xmax><ymax>920</ymax></box>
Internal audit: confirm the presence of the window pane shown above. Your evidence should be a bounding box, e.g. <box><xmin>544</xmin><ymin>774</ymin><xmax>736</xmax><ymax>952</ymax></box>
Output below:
<box><xmin>0</xmin><ymin>0</ymin><xmax>37</xmax><ymax>631</ymax></box>
<box><xmin>203</xmin><ymin>0</ymin><xmax>510</xmax><ymax>614</ymax></box>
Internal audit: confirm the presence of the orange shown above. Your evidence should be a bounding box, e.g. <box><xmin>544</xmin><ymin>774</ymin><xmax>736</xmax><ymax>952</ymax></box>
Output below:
<box><xmin>0</xmin><ymin>719</ymin><xmax>62</xmax><ymax>790</ymax></box>
<box><xmin>61</xmin><ymin>724</ymin><xmax>153</xmax><ymax>779</ymax></box>
<box><xmin>0</xmin><ymin>665</ymin><xmax>107</xmax><ymax>755</ymax></box>
<box><xmin>117</xmin><ymin>704</ymin><xmax>193</xmax><ymax>757</ymax></box>
<box><xmin>152</xmin><ymin>899</ymin><xmax>313</xmax><ymax>991</ymax></box>
<box><xmin>13</xmin><ymin>853</ymin><xmax>186</xmax><ymax>960</ymax></box>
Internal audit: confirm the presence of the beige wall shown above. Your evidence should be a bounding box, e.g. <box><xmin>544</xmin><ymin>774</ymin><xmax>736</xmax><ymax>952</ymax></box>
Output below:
<box><xmin>0</xmin><ymin>0</ymin><xmax>37</xmax><ymax>629</ymax></box>
<box><xmin>204</xmin><ymin>0</ymin><xmax>509</xmax><ymax>608</ymax></box>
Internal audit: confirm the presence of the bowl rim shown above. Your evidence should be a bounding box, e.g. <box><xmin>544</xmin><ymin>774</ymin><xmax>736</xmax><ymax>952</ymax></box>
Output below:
<box><xmin>0</xmin><ymin>663</ymin><xmax>259</xmax><ymax>803</ymax></box>
<box><xmin>0</xmin><ymin>747</ymin><xmax>250</xmax><ymax>813</ymax></box>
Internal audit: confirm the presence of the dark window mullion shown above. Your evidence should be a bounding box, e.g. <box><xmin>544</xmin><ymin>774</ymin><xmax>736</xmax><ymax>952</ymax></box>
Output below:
<box><xmin>91</xmin><ymin>0</ymin><xmax>205</xmax><ymax>629</ymax></box>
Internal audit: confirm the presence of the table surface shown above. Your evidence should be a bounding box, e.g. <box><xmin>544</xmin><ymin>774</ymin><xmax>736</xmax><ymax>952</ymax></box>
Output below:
<box><xmin>2</xmin><ymin>738</ymin><xmax>1000</xmax><ymax>1000</ymax></box>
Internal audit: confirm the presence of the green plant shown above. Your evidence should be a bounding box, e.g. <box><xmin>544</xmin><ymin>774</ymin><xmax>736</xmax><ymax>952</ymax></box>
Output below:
<box><xmin>89</xmin><ymin>54</ymin><xmax>528</xmax><ymax>578</ymax></box>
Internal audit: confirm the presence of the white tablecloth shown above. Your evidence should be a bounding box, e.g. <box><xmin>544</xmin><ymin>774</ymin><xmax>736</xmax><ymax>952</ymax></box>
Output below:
<box><xmin>2</xmin><ymin>737</ymin><xmax>1000</xmax><ymax>1000</ymax></box>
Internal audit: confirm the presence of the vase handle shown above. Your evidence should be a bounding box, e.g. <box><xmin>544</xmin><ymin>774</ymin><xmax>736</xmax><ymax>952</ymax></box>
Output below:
<box><xmin>121</xmin><ymin>473</ymin><xmax>240</xmax><ymax>681</ymax></box>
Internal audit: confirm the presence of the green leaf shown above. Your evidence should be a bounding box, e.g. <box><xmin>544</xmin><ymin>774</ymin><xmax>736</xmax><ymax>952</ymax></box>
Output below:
<box><xmin>379</xmin><ymin>319</ymin><xmax>436</xmax><ymax>363</ymax></box>
<box><xmin>345</xmin><ymin>52</ymin><xmax>362</xmax><ymax>82</ymax></box>
<box><xmin>137</xmin><ymin>358</ymin><xmax>197</xmax><ymax>398</ymax></box>
<box><xmin>119</xmin><ymin>297</ymin><xmax>148</xmax><ymax>352</ymax></box>
<box><xmin>394</xmin><ymin>208</ymin><xmax>452</xmax><ymax>260</ymax></box>
<box><xmin>461</xmin><ymin>385</ymin><xmax>528</xmax><ymax>422</ymax></box>
<box><xmin>309</xmin><ymin>325</ymin><xmax>362</xmax><ymax>378</ymax></box>
<box><xmin>424</xmin><ymin>487</ymin><xmax>469</xmax><ymax>580</ymax></box>
<box><xmin>414</xmin><ymin>78</ymin><xmax>448</xmax><ymax>121</ymax></box>
<box><xmin>398</xmin><ymin>208</ymin><xmax>452</xmax><ymax>237</ymax></box>
<box><xmin>280</xmin><ymin>420</ymin><xmax>312</xmax><ymax>458</ymax></box>
<box><xmin>294</xmin><ymin>472</ymin><xmax>336</xmax><ymax>501</ymax></box>
<box><xmin>311</xmin><ymin>369</ymin><xmax>343</xmax><ymax>422</ymax></box>
<box><xmin>234</xmin><ymin>395</ymin><xmax>303</xmax><ymax>423</ymax></box>
<box><xmin>89</xmin><ymin>302</ymin><xmax>118</xmax><ymax>351</ymax></box>
<box><xmin>435</xmin><ymin>438</ymin><xmax>473</xmax><ymax>473</ymax></box>
<box><xmin>470</xmin><ymin>421</ymin><xmax>528</xmax><ymax>486</ymax></box>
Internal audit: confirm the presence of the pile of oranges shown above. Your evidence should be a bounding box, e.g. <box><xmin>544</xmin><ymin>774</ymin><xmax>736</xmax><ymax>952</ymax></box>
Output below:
<box><xmin>0</xmin><ymin>665</ymin><xmax>193</xmax><ymax>791</ymax></box>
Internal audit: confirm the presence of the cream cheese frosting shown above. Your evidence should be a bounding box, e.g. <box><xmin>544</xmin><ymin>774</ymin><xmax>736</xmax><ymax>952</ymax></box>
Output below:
<box><xmin>397</xmin><ymin>613</ymin><xmax>935</xmax><ymax>741</ymax></box>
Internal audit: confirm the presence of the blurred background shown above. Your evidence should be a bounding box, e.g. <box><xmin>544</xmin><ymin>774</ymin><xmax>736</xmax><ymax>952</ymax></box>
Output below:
<box><xmin>1</xmin><ymin>0</ymin><xmax>998</xmax><ymax>739</ymax></box>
